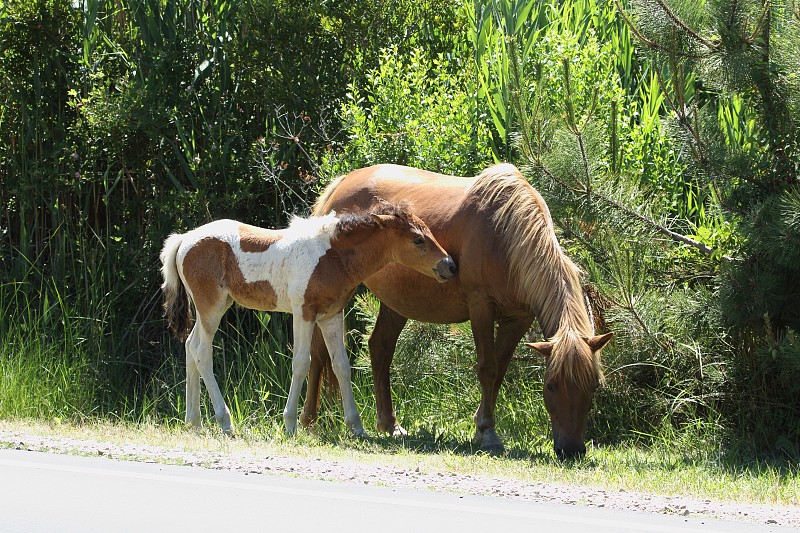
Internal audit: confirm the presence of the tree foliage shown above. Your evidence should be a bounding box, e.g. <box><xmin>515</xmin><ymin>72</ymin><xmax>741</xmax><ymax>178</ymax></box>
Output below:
<box><xmin>1</xmin><ymin>0</ymin><xmax>798</xmax><ymax>455</ymax></box>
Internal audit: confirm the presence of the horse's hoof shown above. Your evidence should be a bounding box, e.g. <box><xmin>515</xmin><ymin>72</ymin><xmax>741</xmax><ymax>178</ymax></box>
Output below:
<box><xmin>391</xmin><ymin>424</ymin><xmax>408</xmax><ymax>437</ymax></box>
<box><xmin>479</xmin><ymin>442</ymin><xmax>505</xmax><ymax>456</ymax></box>
<box><xmin>477</xmin><ymin>429</ymin><xmax>505</xmax><ymax>455</ymax></box>
<box><xmin>299</xmin><ymin>413</ymin><xmax>315</xmax><ymax>429</ymax></box>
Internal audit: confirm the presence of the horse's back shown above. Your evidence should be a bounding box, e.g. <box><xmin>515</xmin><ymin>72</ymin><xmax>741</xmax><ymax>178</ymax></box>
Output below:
<box><xmin>316</xmin><ymin>165</ymin><xmax>530</xmax><ymax>323</ymax></box>
<box><xmin>315</xmin><ymin>165</ymin><xmax>474</xmax><ymax>219</ymax></box>
<box><xmin>176</xmin><ymin>218</ymin><xmax>334</xmax><ymax>314</ymax></box>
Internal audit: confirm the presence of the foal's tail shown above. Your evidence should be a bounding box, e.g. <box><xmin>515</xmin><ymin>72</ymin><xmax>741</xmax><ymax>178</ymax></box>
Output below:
<box><xmin>159</xmin><ymin>233</ymin><xmax>192</xmax><ymax>341</ymax></box>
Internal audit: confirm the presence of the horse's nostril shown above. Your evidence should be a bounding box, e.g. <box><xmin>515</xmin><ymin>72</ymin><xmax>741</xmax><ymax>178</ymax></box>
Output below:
<box><xmin>436</xmin><ymin>258</ymin><xmax>457</xmax><ymax>278</ymax></box>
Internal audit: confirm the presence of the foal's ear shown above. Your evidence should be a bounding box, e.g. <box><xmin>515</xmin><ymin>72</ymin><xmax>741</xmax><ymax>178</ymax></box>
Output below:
<box><xmin>370</xmin><ymin>213</ymin><xmax>395</xmax><ymax>226</ymax></box>
<box><xmin>583</xmin><ymin>332</ymin><xmax>613</xmax><ymax>352</ymax></box>
<box><xmin>525</xmin><ymin>341</ymin><xmax>554</xmax><ymax>358</ymax></box>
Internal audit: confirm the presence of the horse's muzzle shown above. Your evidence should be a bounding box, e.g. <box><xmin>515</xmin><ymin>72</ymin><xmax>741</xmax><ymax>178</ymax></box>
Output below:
<box><xmin>435</xmin><ymin>256</ymin><xmax>458</xmax><ymax>281</ymax></box>
<box><xmin>555</xmin><ymin>444</ymin><xmax>586</xmax><ymax>462</ymax></box>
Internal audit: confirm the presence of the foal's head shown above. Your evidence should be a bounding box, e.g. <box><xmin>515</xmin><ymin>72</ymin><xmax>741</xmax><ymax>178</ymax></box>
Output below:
<box><xmin>527</xmin><ymin>331</ymin><xmax>613</xmax><ymax>460</ymax></box>
<box><xmin>367</xmin><ymin>201</ymin><xmax>457</xmax><ymax>282</ymax></box>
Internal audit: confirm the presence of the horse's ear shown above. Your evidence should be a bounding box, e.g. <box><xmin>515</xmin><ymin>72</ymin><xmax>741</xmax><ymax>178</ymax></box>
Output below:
<box><xmin>584</xmin><ymin>332</ymin><xmax>613</xmax><ymax>352</ymax></box>
<box><xmin>373</xmin><ymin>196</ymin><xmax>392</xmax><ymax>210</ymax></box>
<box><xmin>525</xmin><ymin>341</ymin><xmax>554</xmax><ymax>358</ymax></box>
<box><xmin>370</xmin><ymin>213</ymin><xmax>394</xmax><ymax>226</ymax></box>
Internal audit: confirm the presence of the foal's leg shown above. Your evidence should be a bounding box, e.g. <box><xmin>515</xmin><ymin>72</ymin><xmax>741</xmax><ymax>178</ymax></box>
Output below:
<box><xmin>188</xmin><ymin>301</ymin><xmax>234</xmax><ymax>434</ymax></box>
<box><xmin>318</xmin><ymin>313</ymin><xmax>365</xmax><ymax>437</ymax></box>
<box><xmin>368</xmin><ymin>303</ymin><xmax>408</xmax><ymax>435</ymax></box>
<box><xmin>284</xmin><ymin>313</ymin><xmax>314</xmax><ymax>435</ymax></box>
<box><xmin>184</xmin><ymin>334</ymin><xmax>202</xmax><ymax>429</ymax></box>
<box><xmin>299</xmin><ymin>326</ymin><xmax>327</xmax><ymax>429</ymax></box>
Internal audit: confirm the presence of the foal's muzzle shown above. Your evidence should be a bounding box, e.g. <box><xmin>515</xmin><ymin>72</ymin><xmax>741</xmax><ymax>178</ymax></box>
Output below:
<box><xmin>435</xmin><ymin>256</ymin><xmax>458</xmax><ymax>281</ymax></box>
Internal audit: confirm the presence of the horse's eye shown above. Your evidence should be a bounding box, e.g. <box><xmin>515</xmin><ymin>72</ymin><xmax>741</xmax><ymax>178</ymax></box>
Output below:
<box><xmin>546</xmin><ymin>382</ymin><xmax>557</xmax><ymax>393</ymax></box>
<box><xmin>413</xmin><ymin>236</ymin><xmax>425</xmax><ymax>246</ymax></box>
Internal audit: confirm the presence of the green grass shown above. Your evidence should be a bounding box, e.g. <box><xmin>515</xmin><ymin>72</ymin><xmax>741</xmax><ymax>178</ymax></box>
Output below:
<box><xmin>2</xmin><ymin>286</ymin><xmax>798</xmax><ymax>508</ymax></box>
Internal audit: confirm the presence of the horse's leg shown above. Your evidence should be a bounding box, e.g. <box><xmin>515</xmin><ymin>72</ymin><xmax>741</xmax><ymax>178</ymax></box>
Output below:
<box><xmin>317</xmin><ymin>313</ymin><xmax>366</xmax><ymax>437</ymax></box>
<box><xmin>284</xmin><ymin>314</ymin><xmax>314</xmax><ymax>435</ymax></box>
<box><xmin>184</xmin><ymin>331</ymin><xmax>202</xmax><ymax>429</ymax></box>
<box><xmin>299</xmin><ymin>325</ymin><xmax>327</xmax><ymax>429</ymax></box>
<box><xmin>468</xmin><ymin>294</ymin><xmax>503</xmax><ymax>453</ymax></box>
<box><xmin>188</xmin><ymin>301</ymin><xmax>234</xmax><ymax>435</ymax></box>
<box><xmin>489</xmin><ymin>315</ymin><xmax>535</xmax><ymax>429</ymax></box>
<box><xmin>368</xmin><ymin>303</ymin><xmax>408</xmax><ymax>435</ymax></box>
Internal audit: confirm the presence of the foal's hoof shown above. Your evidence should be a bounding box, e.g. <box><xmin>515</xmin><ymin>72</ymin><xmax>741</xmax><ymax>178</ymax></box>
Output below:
<box><xmin>376</xmin><ymin>418</ymin><xmax>407</xmax><ymax>437</ymax></box>
<box><xmin>351</xmin><ymin>427</ymin><xmax>368</xmax><ymax>439</ymax></box>
<box><xmin>392</xmin><ymin>424</ymin><xmax>408</xmax><ymax>437</ymax></box>
<box><xmin>299</xmin><ymin>413</ymin><xmax>316</xmax><ymax>429</ymax></box>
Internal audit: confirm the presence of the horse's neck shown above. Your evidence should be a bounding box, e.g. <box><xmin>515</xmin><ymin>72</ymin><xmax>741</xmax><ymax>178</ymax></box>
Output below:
<box><xmin>538</xmin><ymin>276</ymin><xmax>593</xmax><ymax>341</ymax></box>
<box><xmin>331</xmin><ymin>230</ymin><xmax>392</xmax><ymax>285</ymax></box>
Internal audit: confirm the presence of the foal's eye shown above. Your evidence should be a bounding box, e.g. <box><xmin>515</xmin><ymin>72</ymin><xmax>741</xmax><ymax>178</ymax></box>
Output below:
<box><xmin>413</xmin><ymin>236</ymin><xmax>425</xmax><ymax>246</ymax></box>
<box><xmin>546</xmin><ymin>382</ymin><xmax>558</xmax><ymax>393</ymax></box>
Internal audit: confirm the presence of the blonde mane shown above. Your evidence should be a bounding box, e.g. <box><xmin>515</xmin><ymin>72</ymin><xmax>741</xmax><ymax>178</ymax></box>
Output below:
<box><xmin>468</xmin><ymin>164</ymin><xmax>602</xmax><ymax>390</ymax></box>
<box><xmin>312</xmin><ymin>176</ymin><xmax>344</xmax><ymax>216</ymax></box>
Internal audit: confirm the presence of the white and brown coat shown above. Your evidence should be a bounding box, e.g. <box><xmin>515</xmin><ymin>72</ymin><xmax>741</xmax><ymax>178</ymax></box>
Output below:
<box><xmin>160</xmin><ymin>203</ymin><xmax>456</xmax><ymax>436</ymax></box>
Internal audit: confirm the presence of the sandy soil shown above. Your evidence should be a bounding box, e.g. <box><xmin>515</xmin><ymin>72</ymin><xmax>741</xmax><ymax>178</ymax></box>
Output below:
<box><xmin>1</xmin><ymin>428</ymin><xmax>797</xmax><ymax>529</ymax></box>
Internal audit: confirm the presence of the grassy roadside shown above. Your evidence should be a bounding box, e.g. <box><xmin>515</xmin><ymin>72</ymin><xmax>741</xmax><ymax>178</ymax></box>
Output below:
<box><xmin>1</xmin><ymin>418</ymin><xmax>797</xmax><ymax>508</ymax></box>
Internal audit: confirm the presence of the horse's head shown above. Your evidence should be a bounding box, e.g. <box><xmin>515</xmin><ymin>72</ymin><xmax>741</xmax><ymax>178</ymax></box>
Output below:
<box><xmin>370</xmin><ymin>202</ymin><xmax>457</xmax><ymax>282</ymax></box>
<box><xmin>526</xmin><ymin>331</ymin><xmax>613</xmax><ymax>460</ymax></box>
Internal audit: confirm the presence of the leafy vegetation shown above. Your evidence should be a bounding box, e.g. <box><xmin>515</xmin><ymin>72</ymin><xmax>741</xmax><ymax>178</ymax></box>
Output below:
<box><xmin>1</xmin><ymin>0</ymin><xmax>799</xmax><ymax>478</ymax></box>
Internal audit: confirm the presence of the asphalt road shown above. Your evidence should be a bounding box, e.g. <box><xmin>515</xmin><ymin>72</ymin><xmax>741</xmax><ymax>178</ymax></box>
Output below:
<box><xmin>0</xmin><ymin>448</ymin><xmax>792</xmax><ymax>532</ymax></box>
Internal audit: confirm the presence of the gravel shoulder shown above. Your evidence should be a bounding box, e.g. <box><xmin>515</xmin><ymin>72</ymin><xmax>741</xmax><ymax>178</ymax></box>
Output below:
<box><xmin>1</xmin><ymin>427</ymin><xmax>797</xmax><ymax>529</ymax></box>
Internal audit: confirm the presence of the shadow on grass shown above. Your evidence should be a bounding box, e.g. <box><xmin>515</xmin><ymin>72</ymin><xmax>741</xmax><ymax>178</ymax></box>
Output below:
<box><xmin>304</xmin><ymin>419</ymin><xmax>557</xmax><ymax>464</ymax></box>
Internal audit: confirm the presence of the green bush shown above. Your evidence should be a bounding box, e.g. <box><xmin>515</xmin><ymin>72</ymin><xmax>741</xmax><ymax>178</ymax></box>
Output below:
<box><xmin>323</xmin><ymin>47</ymin><xmax>492</xmax><ymax>179</ymax></box>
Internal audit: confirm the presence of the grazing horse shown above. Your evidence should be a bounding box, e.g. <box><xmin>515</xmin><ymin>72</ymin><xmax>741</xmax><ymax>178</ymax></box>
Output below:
<box><xmin>301</xmin><ymin>164</ymin><xmax>612</xmax><ymax>459</ymax></box>
<box><xmin>160</xmin><ymin>201</ymin><xmax>457</xmax><ymax>437</ymax></box>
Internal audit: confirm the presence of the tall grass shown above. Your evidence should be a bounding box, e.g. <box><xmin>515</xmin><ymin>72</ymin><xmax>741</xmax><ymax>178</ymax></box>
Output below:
<box><xmin>0</xmin><ymin>273</ymin><xmax>99</xmax><ymax>420</ymax></box>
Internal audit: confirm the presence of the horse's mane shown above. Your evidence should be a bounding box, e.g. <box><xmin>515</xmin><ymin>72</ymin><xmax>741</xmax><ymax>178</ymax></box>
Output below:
<box><xmin>334</xmin><ymin>200</ymin><xmax>417</xmax><ymax>237</ymax></box>
<box><xmin>312</xmin><ymin>176</ymin><xmax>344</xmax><ymax>216</ymax></box>
<box><xmin>468</xmin><ymin>164</ymin><xmax>602</xmax><ymax>389</ymax></box>
<box><xmin>285</xmin><ymin>200</ymin><xmax>414</xmax><ymax>244</ymax></box>
<box><xmin>285</xmin><ymin>211</ymin><xmax>340</xmax><ymax>241</ymax></box>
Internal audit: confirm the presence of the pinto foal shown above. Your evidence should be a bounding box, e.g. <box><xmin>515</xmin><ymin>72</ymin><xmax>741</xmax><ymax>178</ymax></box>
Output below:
<box><xmin>160</xmin><ymin>202</ymin><xmax>457</xmax><ymax>436</ymax></box>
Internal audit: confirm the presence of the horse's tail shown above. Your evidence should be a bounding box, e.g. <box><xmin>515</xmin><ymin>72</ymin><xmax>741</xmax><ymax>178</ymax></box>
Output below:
<box><xmin>160</xmin><ymin>233</ymin><xmax>192</xmax><ymax>341</ymax></box>
<box><xmin>311</xmin><ymin>175</ymin><xmax>344</xmax><ymax>216</ymax></box>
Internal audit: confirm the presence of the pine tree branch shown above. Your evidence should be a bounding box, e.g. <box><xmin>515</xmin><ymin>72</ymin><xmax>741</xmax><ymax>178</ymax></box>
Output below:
<box><xmin>612</xmin><ymin>0</ymin><xmax>698</xmax><ymax>57</ymax></box>
<box><xmin>746</xmin><ymin>0</ymin><xmax>771</xmax><ymax>45</ymax></box>
<box><xmin>591</xmin><ymin>188</ymin><xmax>724</xmax><ymax>258</ymax></box>
<box><xmin>613</xmin><ymin>0</ymin><xmax>671</xmax><ymax>52</ymax></box>
<box><xmin>651</xmin><ymin>65</ymin><xmax>707</xmax><ymax>163</ymax></box>
<box><xmin>529</xmin><ymin>159</ymin><xmax>725</xmax><ymax>259</ymax></box>
<box><xmin>653</xmin><ymin>0</ymin><xmax>718</xmax><ymax>49</ymax></box>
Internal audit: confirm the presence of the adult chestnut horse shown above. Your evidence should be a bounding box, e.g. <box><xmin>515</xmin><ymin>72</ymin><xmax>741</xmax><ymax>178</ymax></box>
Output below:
<box><xmin>301</xmin><ymin>164</ymin><xmax>612</xmax><ymax>459</ymax></box>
